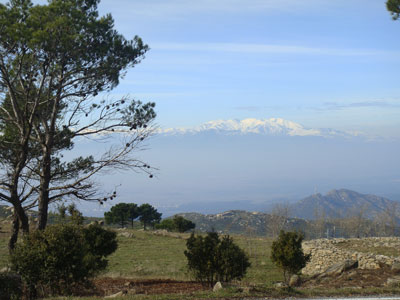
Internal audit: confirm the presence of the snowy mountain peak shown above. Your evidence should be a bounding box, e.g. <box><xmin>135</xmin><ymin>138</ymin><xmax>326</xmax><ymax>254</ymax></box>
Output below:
<box><xmin>160</xmin><ymin>118</ymin><xmax>354</xmax><ymax>138</ymax></box>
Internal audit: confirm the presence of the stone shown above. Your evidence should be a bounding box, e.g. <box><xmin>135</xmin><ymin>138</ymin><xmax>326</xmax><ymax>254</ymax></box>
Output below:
<box><xmin>392</xmin><ymin>262</ymin><xmax>400</xmax><ymax>272</ymax></box>
<box><xmin>118</xmin><ymin>232</ymin><xmax>133</xmax><ymax>238</ymax></box>
<box><xmin>387</xmin><ymin>276</ymin><xmax>400</xmax><ymax>287</ymax></box>
<box><xmin>124</xmin><ymin>281</ymin><xmax>135</xmax><ymax>288</ymax></box>
<box><xmin>0</xmin><ymin>267</ymin><xmax>10</xmax><ymax>273</ymax></box>
<box><xmin>289</xmin><ymin>274</ymin><xmax>301</xmax><ymax>287</ymax></box>
<box><xmin>213</xmin><ymin>281</ymin><xmax>223</xmax><ymax>292</ymax></box>
<box><xmin>105</xmin><ymin>290</ymin><xmax>127</xmax><ymax>298</ymax></box>
<box><xmin>320</xmin><ymin>259</ymin><xmax>358</xmax><ymax>277</ymax></box>
<box><xmin>274</xmin><ymin>282</ymin><xmax>287</xmax><ymax>287</ymax></box>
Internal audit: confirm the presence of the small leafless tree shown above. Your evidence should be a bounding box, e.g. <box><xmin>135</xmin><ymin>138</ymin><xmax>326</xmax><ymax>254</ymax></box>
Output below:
<box><xmin>267</xmin><ymin>203</ymin><xmax>291</xmax><ymax>238</ymax></box>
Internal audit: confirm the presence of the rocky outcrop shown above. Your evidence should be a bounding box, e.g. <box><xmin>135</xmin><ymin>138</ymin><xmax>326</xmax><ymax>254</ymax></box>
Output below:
<box><xmin>302</xmin><ymin>237</ymin><xmax>400</xmax><ymax>276</ymax></box>
<box><xmin>319</xmin><ymin>259</ymin><xmax>358</xmax><ymax>277</ymax></box>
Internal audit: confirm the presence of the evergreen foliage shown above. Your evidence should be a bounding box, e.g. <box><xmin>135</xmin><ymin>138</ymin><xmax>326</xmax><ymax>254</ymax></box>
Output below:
<box><xmin>104</xmin><ymin>203</ymin><xmax>139</xmax><ymax>228</ymax></box>
<box><xmin>270</xmin><ymin>230</ymin><xmax>310</xmax><ymax>284</ymax></box>
<box><xmin>10</xmin><ymin>224</ymin><xmax>117</xmax><ymax>298</ymax></box>
<box><xmin>387</xmin><ymin>0</ymin><xmax>400</xmax><ymax>19</ymax></box>
<box><xmin>0</xmin><ymin>271</ymin><xmax>22</xmax><ymax>300</ymax></box>
<box><xmin>0</xmin><ymin>0</ymin><xmax>156</xmax><ymax>249</ymax></box>
<box><xmin>156</xmin><ymin>215</ymin><xmax>195</xmax><ymax>232</ymax></box>
<box><xmin>138</xmin><ymin>203</ymin><xmax>162</xmax><ymax>229</ymax></box>
<box><xmin>184</xmin><ymin>232</ymin><xmax>250</xmax><ymax>286</ymax></box>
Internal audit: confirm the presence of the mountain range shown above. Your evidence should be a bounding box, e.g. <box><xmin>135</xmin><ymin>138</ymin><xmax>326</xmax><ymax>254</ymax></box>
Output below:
<box><xmin>290</xmin><ymin>189</ymin><xmax>399</xmax><ymax>220</ymax></box>
<box><xmin>160</xmin><ymin>118</ymin><xmax>362</xmax><ymax>138</ymax></box>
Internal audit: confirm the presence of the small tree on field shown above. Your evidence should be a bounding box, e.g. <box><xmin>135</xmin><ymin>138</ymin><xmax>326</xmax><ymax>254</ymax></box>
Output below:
<box><xmin>138</xmin><ymin>203</ymin><xmax>161</xmax><ymax>229</ymax></box>
<box><xmin>104</xmin><ymin>203</ymin><xmax>139</xmax><ymax>228</ymax></box>
<box><xmin>184</xmin><ymin>232</ymin><xmax>250</xmax><ymax>286</ymax></box>
<box><xmin>174</xmin><ymin>215</ymin><xmax>195</xmax><ymax>233</ymax></box>
<box><xmin>270</xmin><ymin>230</ymin><xmax>310</xmax><ymax>284</ymax></box>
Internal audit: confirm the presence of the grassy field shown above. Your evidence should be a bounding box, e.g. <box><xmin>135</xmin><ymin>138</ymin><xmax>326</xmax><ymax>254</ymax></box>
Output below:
<box><xmin>0</xmin><ymin>225</ymin><xmax>285</xmax><ymax>300</ymax></box>
<box><xmin>2</xmin><ymin>224</ymin><xmax>400</xmax><ymax>299</ymax></box>
<box><xmin>105</xmin><ymin>230</ymin><xmax>282</xmax><ymax>284</ymax></box>
<box><xmin>0</xmin><ymin>226</ymin><xmax>283</xmax><ymax>285</ymax></box>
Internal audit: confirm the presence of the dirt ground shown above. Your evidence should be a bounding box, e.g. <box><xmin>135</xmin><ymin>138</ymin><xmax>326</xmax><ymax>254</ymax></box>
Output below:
<box><xmin>76</xmin><ymin>278</ymin><xmax>208</xmax><ymax>297</ymax></box>
<box><xmin>77</xmin><ymin>265</ymin><xmax>400</xmax><ymax>297</ymax></box>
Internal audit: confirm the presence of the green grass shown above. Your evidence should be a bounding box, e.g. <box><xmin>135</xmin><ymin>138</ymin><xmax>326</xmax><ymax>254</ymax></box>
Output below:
<box><xmin>103</xmin><ymin>230</ymin><xmax>283</xmax><ymax>284</ymax></box>
<box><xmin>4</xmin><ymin>225</ymin><xmax>400</xmax><ymax>299</ymax></box>
<box><xmin>0</xmin><ymin>227</ymin><xmax>283</xmax><ymax>283</ymax></box>
<box><xmin>234</xmin><ymin>235</ymin><xmax>283</xmax><ymax>285</ymax></box>
<box><xmin>105</xmin><ymin>230</ymin><xmax>190</xmax><ymax>280</ymax></box>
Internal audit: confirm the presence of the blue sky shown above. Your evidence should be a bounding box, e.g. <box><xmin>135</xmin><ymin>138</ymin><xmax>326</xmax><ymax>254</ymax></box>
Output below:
<box><xmin>93</xmin><ymin>0</ymin><xmax>400</xmax><ymax>139</ymax></box>
<box><xmin>4</xmin><ymin>0</ymin><xmax>400</xmax><ymax>137</ymax></box>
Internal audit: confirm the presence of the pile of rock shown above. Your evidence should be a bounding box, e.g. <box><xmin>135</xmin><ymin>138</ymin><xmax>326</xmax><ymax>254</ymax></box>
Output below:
<box><xmin>302</xmin><ymin>237</ymin><xmax>400</xmax><ymax>276</ymax></box>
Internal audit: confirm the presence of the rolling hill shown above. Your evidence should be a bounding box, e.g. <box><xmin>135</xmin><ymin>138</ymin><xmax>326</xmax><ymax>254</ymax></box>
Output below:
<box><xmin>178</xmin><ymin>210</ymin><xmax>310</xmax><ymax>236</ymax></box>
<box><xmin>290</xmin><ymin>189</ymin><xmax>399</xmax><ymax>220</ymax></box>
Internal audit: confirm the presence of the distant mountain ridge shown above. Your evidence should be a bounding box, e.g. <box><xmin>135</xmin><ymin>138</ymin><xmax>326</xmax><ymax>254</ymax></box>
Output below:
<box><xmin>175</xmin><ymin>189</ymin><xmax>399</xmax><ymax>236</ymax></box>
<box><xmin>160</xmin><ymin>118</ymin><xmax>362</xmax><ymax>138</ymax></box>
<box><xmin>291</xmin><ymin>189</ymin><xmax>398</xmax><ymax>220</ymax></box>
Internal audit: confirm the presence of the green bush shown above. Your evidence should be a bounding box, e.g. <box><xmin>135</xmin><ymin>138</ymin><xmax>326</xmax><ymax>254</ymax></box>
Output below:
<box><xmin>10</xmin><ymin>224</ymin><xmax>117</xmax><ymax>297</ymax></box>
<box><xmin>155</xmin><ymin>218</ymin><xmax>175</xmax><ymax>231</ymax></box>
<box><xmin>0</xmin><ymin>272</ymin><xmax>22</xmax><ymax>300</ymax></box>
<box><xmin>184</xmin><ymin>232</ymin><xmax>250</xmax><ymax>286</ymax></box>
<box><xmin>270</xmin><ymin>230</ymin><xmax>311</xmax><ymax>284</ymax></box>
<box><xmin>83</xmin><ymin>223</ymin><xmax>118</xmax><ymax>271</ymax></box>
<box><xmin>156</xmin><ymin>216</ymin><xmax>195</xmax><ymax>233</ymax></box>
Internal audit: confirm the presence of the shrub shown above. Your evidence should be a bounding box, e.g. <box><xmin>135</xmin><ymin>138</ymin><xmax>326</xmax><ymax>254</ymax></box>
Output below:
<box><xmin>10</xmin><ymin>224</ymin><xmax>117</xmax><ymax>297</ymax></box>
<box><xmin>82</xmin><ymin>224</ymin><xmax>118</xmax><ymax>271</ymax></box>
<box><xmin>155</xmin><ymin>218</ymin><xmax>175</xmax><ymax>231</ymax></box>
<box><xmin>184</xmin><ymin>232</ymin><xmax>250</xmax><ymax>286</ymax></box>
<box><xmin>270</xmin><ymin>230</ymin><xmax>310</xmax><ymax>284</ymax></box>
<box><xmin>0</xmin><ymin>272</ymin><xmax>22</xmax><ymax>300</ymax></box>
<box><xmin>173</xmin><ymin>216</ymin><xmax>195</xmax><ymax>233</ymax></box>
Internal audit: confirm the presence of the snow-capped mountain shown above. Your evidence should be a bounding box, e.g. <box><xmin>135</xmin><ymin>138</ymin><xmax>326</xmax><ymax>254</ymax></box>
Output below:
<box><xmin>160</xmin><ymin>118</ymin><xmax>359</xmax><ymax>138</ymax></box>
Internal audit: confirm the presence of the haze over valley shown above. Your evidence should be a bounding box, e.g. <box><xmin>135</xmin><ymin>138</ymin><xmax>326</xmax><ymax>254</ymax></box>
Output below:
<box><xmin>74</xmin><ymin>118</ymin><xmax>400</xmax><ymax>217</ymax></box>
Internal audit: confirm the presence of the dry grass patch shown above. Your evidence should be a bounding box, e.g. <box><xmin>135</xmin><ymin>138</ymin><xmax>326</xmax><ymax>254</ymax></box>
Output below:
<box><xmin>335</xmin><ymin>239</ymin><xmax>400</xmax><ymax>257</ymax></box>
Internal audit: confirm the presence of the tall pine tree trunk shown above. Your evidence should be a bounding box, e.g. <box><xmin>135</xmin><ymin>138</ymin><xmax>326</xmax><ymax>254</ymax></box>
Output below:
<box><xmin>37</xmin><ymin>150</ymin><xmax>52</xmax><ymax>230</ymax></box>
<box><xmin>8</xmin><ymin>211</ymin><xmax>19</xmax><ymax>253</ymax></box>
